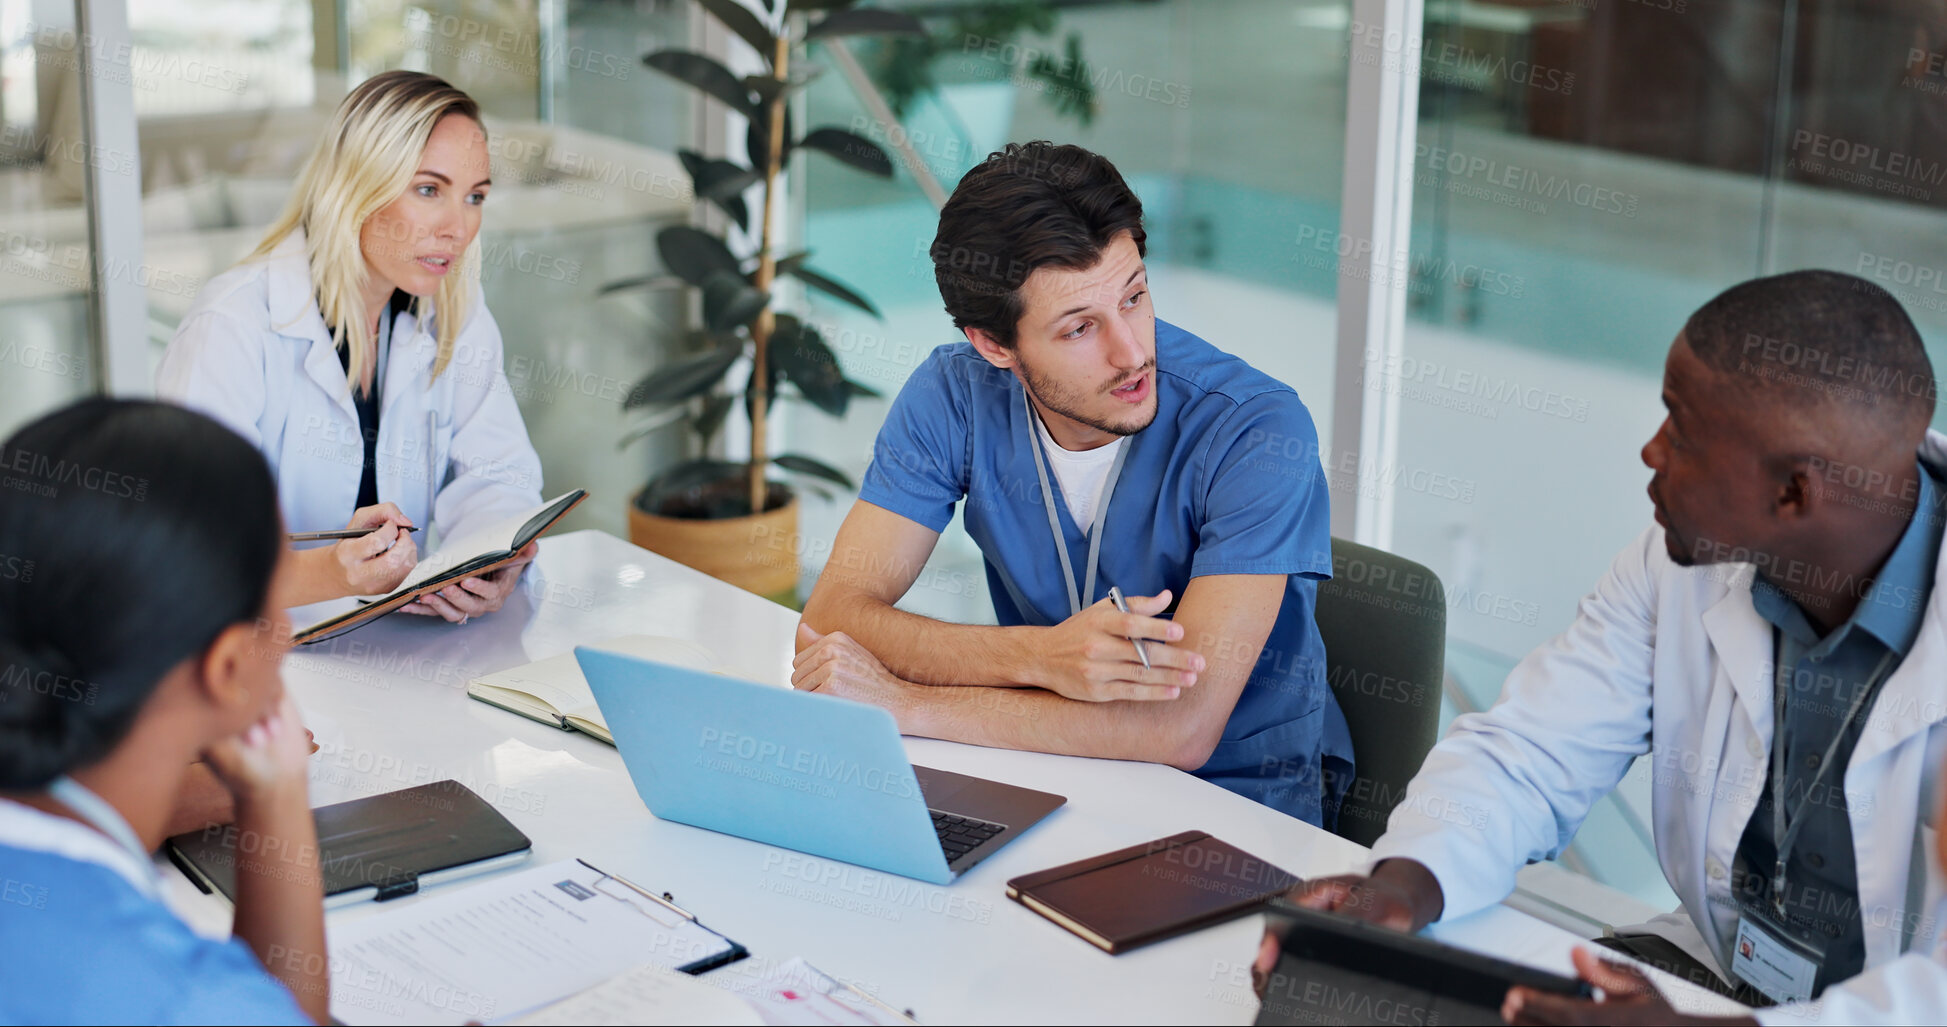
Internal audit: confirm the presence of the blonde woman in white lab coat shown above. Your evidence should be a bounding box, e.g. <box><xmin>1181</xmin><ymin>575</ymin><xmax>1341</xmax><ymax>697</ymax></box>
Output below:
<box><xmin>158</xmin><ymin>70</ymin><xmax>542</xmax><ymax>623</ymax></box>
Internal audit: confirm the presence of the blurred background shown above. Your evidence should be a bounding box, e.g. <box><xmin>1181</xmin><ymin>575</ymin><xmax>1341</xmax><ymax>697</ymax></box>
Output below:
<box><xmin>7</xmin><ymin>0</ymin><xmax>1946</xmax><ymax>933</ymax></box>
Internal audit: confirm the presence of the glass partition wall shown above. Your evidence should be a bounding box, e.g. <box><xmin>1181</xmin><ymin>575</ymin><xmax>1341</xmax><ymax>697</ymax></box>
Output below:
<box><xmin>0</xmin><ymin>0</ymin><xmax>100</xmax><ymax>436</ymax></box>
<box><xmin>1392</xmin><ymin>0</ymin><xmax>1947</xmax><ymax>908</ymax></box>
<box><xmin>122</xmin><ymin>0</ymin><xmax>697</xmax><ymax>538</ymax></box>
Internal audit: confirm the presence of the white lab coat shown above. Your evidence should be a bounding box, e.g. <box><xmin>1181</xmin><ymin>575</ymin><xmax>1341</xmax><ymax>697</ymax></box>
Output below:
<box><xmin>1371</xmin><ymin>433</ymin><xmax>1947</xmax><ymax>1023</ymax></box>
<box><xmin>156</xmin><ymin>231</ymin><xmax>542</xmax><ymax>546</ymax></box>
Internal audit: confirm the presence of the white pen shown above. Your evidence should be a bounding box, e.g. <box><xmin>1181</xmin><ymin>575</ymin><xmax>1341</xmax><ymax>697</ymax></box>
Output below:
<box><xmin>1108</xmin><ymin>586</ymin><xmax>1152</xmax><ymax>670</ymax></box>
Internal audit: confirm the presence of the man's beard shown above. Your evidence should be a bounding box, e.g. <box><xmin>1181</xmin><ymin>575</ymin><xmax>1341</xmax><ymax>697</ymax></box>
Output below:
<box><xmin>1017</xmin><ymin>356</ymin><xmax>1158</xmax><ymax>438</ymax></box>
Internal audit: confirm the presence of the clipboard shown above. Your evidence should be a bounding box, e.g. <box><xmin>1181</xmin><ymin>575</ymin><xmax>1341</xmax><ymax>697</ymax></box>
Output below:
<box><xmin>327</xmin><ymin>856</ymin><xmax>748</xmax><ymax>1027</ymax></box>
<box><xmin>578</xmin><ymin>859</ymin><xmax>749</xmax><ymax>975</ymax></box>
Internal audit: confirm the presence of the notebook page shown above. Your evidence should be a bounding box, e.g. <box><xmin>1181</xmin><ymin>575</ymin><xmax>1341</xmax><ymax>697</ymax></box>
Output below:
<box><xmin>398</xmin><ymin>492</ymin><xmax>575</xmax><ymax>592</ymax></box>
<box><xmin>472</xmin><ymin>636</ymin><xmax>717</xmax><ymax>726</ymax></box>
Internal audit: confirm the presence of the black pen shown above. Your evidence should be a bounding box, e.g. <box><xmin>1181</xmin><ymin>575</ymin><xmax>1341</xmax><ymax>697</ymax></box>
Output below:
<box><xmin>287</xmin><ymin>525</ymin><xmax>419</xmax><ymax>542</ymax></box>
<box><xmin>1108</xmin><ymin>586</ymin><xmax>1152</xmax><ymax>670</ymax></box>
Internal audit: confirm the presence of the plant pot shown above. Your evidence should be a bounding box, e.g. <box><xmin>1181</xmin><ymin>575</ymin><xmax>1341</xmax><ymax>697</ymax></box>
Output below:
<box><xmin>627</xmin><ymin>487</ymin><xmax>801</xmax><ymax>605</ymax></box>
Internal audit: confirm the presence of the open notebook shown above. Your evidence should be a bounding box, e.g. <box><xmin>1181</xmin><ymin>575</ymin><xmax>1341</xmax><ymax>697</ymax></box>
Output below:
<box><xmin>468</xmin><ymin>635</ymin><xmax>717</xmax><ymax>745</ymax></box>
<box><xmin>292</xmin><ymin>490</ymin><xmax>588</xmax><ymax>645</ymax></box>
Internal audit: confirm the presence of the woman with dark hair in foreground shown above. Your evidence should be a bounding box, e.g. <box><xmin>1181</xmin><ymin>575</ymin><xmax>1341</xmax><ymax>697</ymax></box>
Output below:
<box><xmin>0</xmin><ymin>398</ymin><xmax>323</xmax><ymax>1024</ymax></box>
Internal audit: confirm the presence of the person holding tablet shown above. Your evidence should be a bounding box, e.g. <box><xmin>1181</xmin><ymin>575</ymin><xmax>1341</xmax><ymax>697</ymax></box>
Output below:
<box><xmin>1295</xmin><ymin>272</ymin><xmax>1947</xmax><ymax>1023</ymax></box>
<box><xmin>158</xmin><ymin>69</ymin><xmax>542</xmax><ymax>622</ymax></box>
<box><xmin>0</xmin><ymin>399</ymin><xmax>324</xmax><ymax>1024</ymax></box>
<box><xmin>793</xmin><ymin>141</ymin><xmax>1351</xmax><ymax>825</ymax></box>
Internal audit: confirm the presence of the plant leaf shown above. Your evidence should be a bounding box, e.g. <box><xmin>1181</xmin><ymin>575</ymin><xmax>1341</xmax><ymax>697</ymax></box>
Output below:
<box><xmin>657</xmin><ymin>226</ymin><xmax>742</xmax><ymax>288</ymax></box>
<box><xmin>744</xmin><ymin>352</ymin><xmax>782</xmax><ymax>430</ymax></box>
<box><xmin>597</xmin><ymin>273</ymin><xmax>685</xmax><ymax>295</ymax></box>
<box><xmin>642</xmin><ymin>50</ymin><xmax>754</xmax><ymax>114</ymax></box>
<box><xmin>745</xmin><ymin>105</ymin><xmax>795</xmax><ymax>170</ymax></box>
<box><xmin>615</xmin><ymin>405</ymin><xmax>693</xmax><ymax>450</ymax></box>
<box><xmin>796</xmin><ymin>127</ymin><xmax>893</xmax><ymax>178</ymax></box>
<box><xmin>622</xmin><ymin>337</ymin><xmax>743</xmax><ymax>408</ymax></box>
<box><xmin>771</xmin><ymin>319</ymin><xmax>850</xmax><ymax>417</ymax></box>
<box><xmin>782</xmin><ymin>262</ymin><xmax>880</xmax><ymax>317</ymax></box>
<box><xmin>744</xmin><ymin>75</ymin><xmax>787</xmax><ymax>106</ymax></box>
<box><xmin>693</xmin><ymin>392</ymin><xmax>737</xmax><ymax>447</ymax></box>
<box><xmin>702</xmin><ymin>270</ymin><xmax>770</xmax><ymax>332</ymax></box>
<box><xmin>716</xmin><ymin>194</ymin><xmax>751</xmax><ymax>234</ymax></box>
<box><xmin>844</xmin><ymin>378</ymin><xmax>882</xmax><ymax>398</ymax></box>
<box><xmin>744</xmin><ymin>66</ymin><xmax>823</xmax><ymax>105</ymax></box>
<box><xmin>676</xmin><ymin>151</ymin><xmax>758</xmax><ymax>232</ymax></box>
<box><xmin>805</xmin><ymin>7</ymin><xmax>926</xmax><ymax>40</ymax></box>
<box><xmin>788</xmin><ymin>0</ymin><xmax>860</xmax><ymax>10</ymax></box>
<box><xmin>773</xmin><ymin>452</ymin><xmax>855</xmax><ymax>490</ymax></box>
<box><xmin>697</xmin><ymin>0</ymin><xmax>777</xmax><ymax>62</ymax></box>
<box><xmin>678</xmin><ymin>150</ymin><xmax>761</xmax><ymax>200</ymax></box>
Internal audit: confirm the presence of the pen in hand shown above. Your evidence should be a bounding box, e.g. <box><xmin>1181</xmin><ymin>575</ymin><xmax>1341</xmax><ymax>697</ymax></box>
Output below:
<box><xmin>1108</xmin><ymin>586</ymin><xmax>1152</xmax><ymax>670</ymax></box>
<box><xmin>286</xmin><ymin>525</ymin><xmax>419</xmax><ymax>542</ymax></box>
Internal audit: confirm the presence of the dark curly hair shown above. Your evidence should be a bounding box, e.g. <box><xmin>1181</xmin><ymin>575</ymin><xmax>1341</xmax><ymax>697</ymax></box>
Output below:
<box><xmin>930</xmin><ymin>141</ymin><xmax>1146</xmax><ymax>348</ymax></box>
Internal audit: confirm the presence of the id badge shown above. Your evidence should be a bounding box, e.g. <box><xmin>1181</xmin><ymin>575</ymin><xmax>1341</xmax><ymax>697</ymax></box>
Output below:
<box><xmin>1731</xmin><ymin>912</ymin><xmax>1821</xmax><ymax>1005</ymax></box>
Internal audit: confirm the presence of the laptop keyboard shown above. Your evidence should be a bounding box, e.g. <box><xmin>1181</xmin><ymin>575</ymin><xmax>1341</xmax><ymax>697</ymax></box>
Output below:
<box><xmin>931</xmin><ymin>810</ymin><xmax>1006</xmax><ymax>863</ymax></box>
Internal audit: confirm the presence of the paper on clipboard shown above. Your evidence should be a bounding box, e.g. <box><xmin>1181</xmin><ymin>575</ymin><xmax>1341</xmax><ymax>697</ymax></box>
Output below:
<box><xmin>507</xmin><ymin>962</ymin><xmax>762</xmax><ymax>1026</ymax></box>
<box><xmin>711</xmin><ymin>957</ymin><xmax>917</xmax><ymax>1026</ymax></box>
<box><xmin>328</xmin><ymin>858</ymin><xmax>744</xmax><ymax>1026</ymax></box>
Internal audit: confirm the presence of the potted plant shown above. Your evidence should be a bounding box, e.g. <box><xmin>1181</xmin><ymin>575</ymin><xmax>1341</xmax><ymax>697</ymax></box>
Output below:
<box><xmin>605</xmin><ymin>0</ymin><xmax>924</xmax><ymax>603</ymax></box>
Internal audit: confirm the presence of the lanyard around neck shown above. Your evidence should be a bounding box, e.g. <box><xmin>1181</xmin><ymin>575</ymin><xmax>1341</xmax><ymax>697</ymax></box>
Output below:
<box><xmin>1024</xmin><ymin>388</ymin><xmax>1132</xmax><ymax>617</ymax></box>
<box><xmin>1767</xmin><ymin>638</ymin><xmax>1897</xmax><ymax>919</ymax></box>
<box><xmin>48</xmin><ymin>775</ymin><xmax>158</xmax><ymax>894</ymax></box>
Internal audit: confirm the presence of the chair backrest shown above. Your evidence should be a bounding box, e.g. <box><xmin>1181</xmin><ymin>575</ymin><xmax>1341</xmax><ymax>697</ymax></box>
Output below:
<box><xmin>1315</xmin><ymin>537</ymin><xmax>1446</xmax><ymax>846</ymax></box>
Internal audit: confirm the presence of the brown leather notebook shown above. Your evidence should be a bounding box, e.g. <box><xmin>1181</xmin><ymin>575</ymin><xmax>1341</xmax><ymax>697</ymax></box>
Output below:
<box><xmin>1005</xmin><ymin>830</ymin><xmax>1300</xmax><ymax>954</ymax></box>
<box><xmin>292</xmin><ymin>489</ymin><xmax>586</xmax><ymax>644</ymax></box>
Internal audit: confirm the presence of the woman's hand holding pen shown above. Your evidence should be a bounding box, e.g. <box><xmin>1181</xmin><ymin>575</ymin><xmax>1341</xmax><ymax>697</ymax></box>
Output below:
<box><xmin>332</xmin><ymin>502</ymin><xmax>417</xmax><ymax>596</ymax></box>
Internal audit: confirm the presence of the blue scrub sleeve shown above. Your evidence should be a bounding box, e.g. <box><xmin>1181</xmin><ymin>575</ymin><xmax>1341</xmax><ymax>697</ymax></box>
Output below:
<box><xmin>1190</xmin><ymin>393</ymin><xmax>1334</xmax><ymax>580</ymax></box>
<box><xmin>858</xmin><ymin>348</ymin><xmax>971</xmax><ymax>533</ymax></box>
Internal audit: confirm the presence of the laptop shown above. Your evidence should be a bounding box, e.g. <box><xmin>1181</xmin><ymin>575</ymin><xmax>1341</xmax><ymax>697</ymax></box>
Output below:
<box><xmin>576</xmin><ymin>647</ymin><xmax>1066</xmax><ymax>885</ymax></box>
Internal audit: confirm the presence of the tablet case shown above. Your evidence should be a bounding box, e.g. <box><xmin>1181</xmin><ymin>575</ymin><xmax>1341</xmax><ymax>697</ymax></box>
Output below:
<box><xmin>1006</xmin><ymin>830</ymin><xmax>1300</xmax><ymax>953</ymax></box>
<box><xmin>167</xmin><ymin>779</ymin><xmax>533</xmax><ymax>904</ymax></box>
<box><xmin>1256</xmin><ymin>897</ymin><xmax>1593</xmax><ymax>1025</ymax></box>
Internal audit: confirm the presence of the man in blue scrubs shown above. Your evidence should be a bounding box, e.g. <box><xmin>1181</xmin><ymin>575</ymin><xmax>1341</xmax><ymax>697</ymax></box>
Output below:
<box><xmin>794</xmin><ymin>141</ymin><xmax>1353</xmax><ymax>826</ymax></box>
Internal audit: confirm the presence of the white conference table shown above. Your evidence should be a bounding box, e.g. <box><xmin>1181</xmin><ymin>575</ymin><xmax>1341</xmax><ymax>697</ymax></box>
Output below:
<box><xmin>170</xmin><ymin>529</ymin><xmax>1740</xmax><ymax>1024</ymax></box>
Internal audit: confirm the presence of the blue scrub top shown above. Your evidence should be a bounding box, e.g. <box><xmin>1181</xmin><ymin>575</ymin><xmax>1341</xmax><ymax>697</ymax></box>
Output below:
<box><xmin>0</xmin><ymin>841</ymin><xmax>309</xmax><ymax>1025</ymax></box>
<box><xmin>860</xmin><ymin>319</ymin><xmax>1354</xmax><ymax>825</ymax></box>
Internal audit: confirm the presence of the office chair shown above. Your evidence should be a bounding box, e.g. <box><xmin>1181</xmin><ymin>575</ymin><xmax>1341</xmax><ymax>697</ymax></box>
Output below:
<box><xmin>1314</xmin><ymin>537</ymin><xmax>1446</xmax><ymax>847</ymax></box>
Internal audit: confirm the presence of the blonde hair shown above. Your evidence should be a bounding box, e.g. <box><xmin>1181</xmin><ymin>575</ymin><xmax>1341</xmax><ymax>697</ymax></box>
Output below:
<box><xmin>251</xmin><ymin>70</ymin><xmax>485</xmax><ymax>391</ymax></box>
